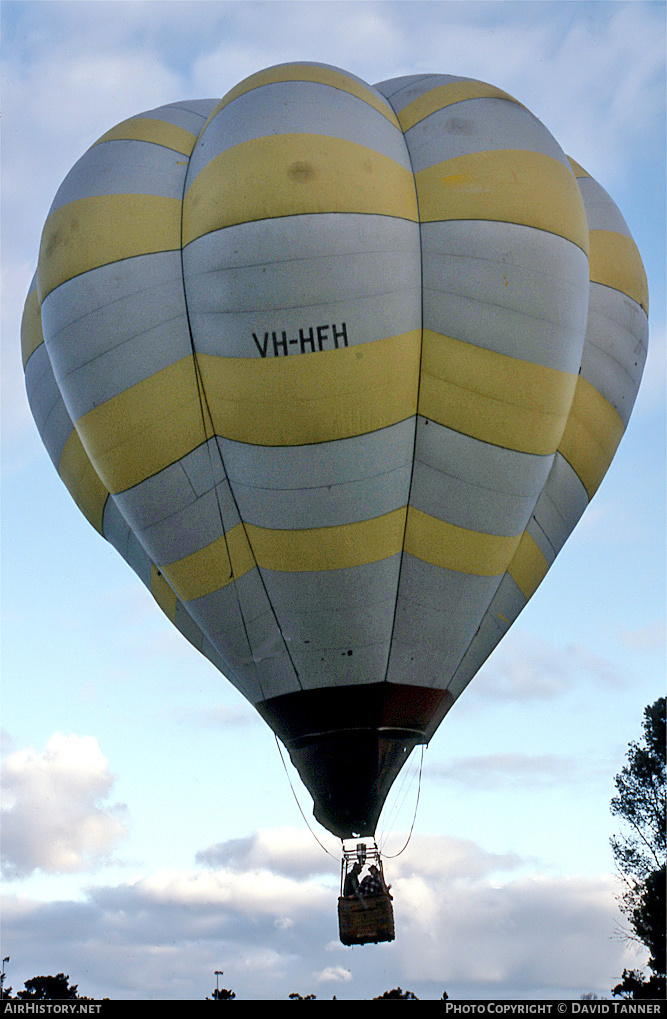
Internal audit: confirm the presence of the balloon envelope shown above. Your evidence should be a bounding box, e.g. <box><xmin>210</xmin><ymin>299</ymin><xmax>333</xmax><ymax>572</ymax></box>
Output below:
<box><xmin>22</xmin><ymin>64</ymin><xmax>648</xmax><ymax>838</ymax></box>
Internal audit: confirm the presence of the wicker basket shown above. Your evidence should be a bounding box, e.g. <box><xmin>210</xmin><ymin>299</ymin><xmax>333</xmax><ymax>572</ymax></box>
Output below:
<box><xmin>338</xmin><ymin>893</ymin><xmax>395</xmax><ymax>945</ymax></box>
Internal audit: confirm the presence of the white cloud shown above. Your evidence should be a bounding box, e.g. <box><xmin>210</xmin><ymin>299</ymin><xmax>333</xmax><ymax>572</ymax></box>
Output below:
<box><xmin>317</xmin><ymin>965</ymin><xmax>353</xmax><ymax>984</ymax></box>
<box><xmin>130</xmin><ymin>861</ymin><xmax>330</xmax><ymax>916</ymax></box>
<box><xmin>189</xmin><ymin>3</ymin><xmax>408</xmax><ymax>95</ymax></box>
<box><xmin>471</xmin><ymin>632</ymin><xmax>627</xmax><ymax>701</ymax></box>
<box><xmin>1</xmin><ymin>733</ymin><xmax>127</xmax><ymax>877</ymax></box>
<box><xmin>1</xmin><ymin>729</ymin><xmax>16</xmax><ymax>757</ymax></box>
<box><xmin>395</xmin><ymin>872</ymin><xmax>640</xmax><ymax>993</ymax></box>
<box><xmin>388</xmin><ymin>832</ymin><xmax>521</xmax><ymax>883</ymax></box>
<box><xmin>0</xmin><ymin>828</ymin><xmax>648</xmax><ymax>1000</ymax></box>
<box><xmin>428</xmin><ymin>752</ymin><xmax>577</xmax><ymax>790</ymax></box>
<box><xmin>196</xmin><ymin>826</ymin><xmax>336</xmax><ymax>879</ymax></box>
<box><xmin>620</xmin><ymin>619</ymin><xmax>666</xmax><ymax>654</ymax></box>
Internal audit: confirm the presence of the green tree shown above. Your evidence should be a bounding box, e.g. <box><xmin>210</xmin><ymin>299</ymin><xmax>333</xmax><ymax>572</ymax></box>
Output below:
<box><xmin>610</xmin><ymin>697</ymin><xmax>666</xmax><ymax>999</ymax></box>
<box><xmin>612</xmin><ymin>967</ymin><xmax>665</xmax><ymax>1001</ymax></box>
<box><xmin>373</xmin><ymin>987</ymin><xmax>419</xmax><ymax>999</ymax></box>
<box><xmin>17</xmin><ymin>974</ymin><xmax>80</xmax><ymax>1000</ymax></box>
<box><xmin>212</xmin><ymin>987</ymin><xmax>236</xmax><ymax>999</ymax></box>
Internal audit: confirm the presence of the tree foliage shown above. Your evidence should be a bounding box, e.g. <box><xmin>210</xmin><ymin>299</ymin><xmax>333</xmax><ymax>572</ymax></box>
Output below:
<box><xmin>611</xmin><ymin>965</ymin><xmax>666</xmax><ymax>1001</ymax></box>
<box><xmin>212</xmin><ymin>987</ymin><xmax>236</xmax><ymax>999</ymax></box>
<box><xmin>373</xmin><ymin>987</ymin><xmax>419</xmax><ymax>999</ymax></box>
<box><xmin>610</xmin><ymin>697</ymin><xmax>666</xmax><ymax>999</ymax></box>
<box><xmin>16</xmin><ymin>974</ymin><xmax>81</xmax><ymax>1000</ymax></box>
<box><xmin>611</xmin><ymin>698</ymin><xmax>666</xmax><ymax>879</ymax></box>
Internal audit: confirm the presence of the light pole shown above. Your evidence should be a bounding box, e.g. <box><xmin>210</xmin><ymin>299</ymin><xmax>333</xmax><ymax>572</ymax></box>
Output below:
<box><xmin>215</xmin><ymin>970</ymin><xmax>223</xmax><ymax>996</ymax></box>
<box><xmin>1</xmin><ymin>958</ymin><xmax>9</xmax><ymax>998</ymax></box>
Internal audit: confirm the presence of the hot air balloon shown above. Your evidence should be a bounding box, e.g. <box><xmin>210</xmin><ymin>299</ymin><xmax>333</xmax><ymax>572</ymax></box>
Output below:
<box><xmin>22</xmin><ymin>63</ymin><xmax>648</xmax><ymax>946</ymax></box>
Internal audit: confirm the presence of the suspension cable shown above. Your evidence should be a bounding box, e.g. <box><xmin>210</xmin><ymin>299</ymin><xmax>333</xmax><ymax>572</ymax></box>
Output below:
<box><xmin>381</xmin><ymin>744</ymin><xmax>424</xmax><ymax>859</ymax></box>
<box><xmin>274</xmin><ymin>734</ymin><xmax>338</xmax><ymax>860</ymax></box>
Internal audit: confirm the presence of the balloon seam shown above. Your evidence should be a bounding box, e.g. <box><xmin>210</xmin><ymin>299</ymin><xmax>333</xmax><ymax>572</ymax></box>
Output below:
<box><xmin>179</xmin><ymin>119</ymin><xmax>304</xmax><ymax>695</ymax></box>
<box><xmin>381</xmin><ymin>100</ymin><xmax>425</xmax><ymax>689</ymax></box>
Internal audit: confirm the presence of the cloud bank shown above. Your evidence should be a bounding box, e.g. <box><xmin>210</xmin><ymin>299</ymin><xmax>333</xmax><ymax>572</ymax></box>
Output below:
<box><xmin>1</xmin><ymin>733</ymin><xmax>127</xmax><ymax>877</ymax></box>
<box><xmin>1</xmin><ymin>828</ymin><xmax>646</xmax><ymax>1001</ymax></box>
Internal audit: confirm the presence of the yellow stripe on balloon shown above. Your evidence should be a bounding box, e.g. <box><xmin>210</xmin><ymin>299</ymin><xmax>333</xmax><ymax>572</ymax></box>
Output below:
<box><xmin>38</xmin><ymin>195</ymin><xmax>183</xmax><ymax>301</ymax></box>
<box><xmin>415</xmin><ymin>149</ymin><xmax>588</xmax><ymax>253</ymax></box>
<box><xmin>162</xmin><ymin>523</ymin><xmax>256</xmax><ymax>602</ymax></box>
<box><xmin>72</xmin><ymin>331</ymin><xmax>421</xmax><ymax>495</ymax></box>
<box><xmin>74</xmin><ymin>356</ymin><xmax>205</xmax><ymax>494</ymax></box>
<box><xmin>246</xmin><ymin>507</ymin><xmax>407</xmax><ymax>574</ymax></box>
<box><xmin>405</xmin><ymin>506</ymin><xmax>521</xmax><ymax>576</ymax></box>
<box><xmin>20</xmin><ymin>286</ymin><xmax>44</xmax><ymax>368</ymax></box>
<box><xmin>150</xmin><ymin>564</ymin><xmax>178</xmax><ymax>621</ymax></box>
<box><xmin>203</xmin><ymin>63</ymin><xmax>402</xmax><ymax>132</ymax></box>
<box><xmin>567</xmin><ymin>156</ymin><xmax>591</xmax><ymax>179</ymax></box>
<box><xmin>159</xmin><ymin>492</ymin><xmax>548</xmax><ymax>605</ymax></box>
<box><xmin>397</xmin><ymin>80</ymin><xmax>523</xmax><ymax>131</ymax></box>
<box><xmin>588</xmin><ymin>230</ymin><xmax>649</xmax><ymax>314</ymax></box>
<box><xmin>164</xmin><ymin>501</ymin><xmax>532</xmax><ymax>603</ymax></box>
<box><xmin>183</xmin><ymin>134</ymin><xmax>418</xmax><ymax>244</ymax></box>
<box><xmin>197</xmin><ymin>331</ymin><xmax>421</xmax><ymax>446</ymax></box>
<box><xmin>58</xmin><ymin>428</ymin><xmax>109</xmax><ymax>533</ymax></box>
<box><xmin>163</xmin><ymin>509</ymin><xmax>407</xmax><ymax>601</ymax></box>
<box><xmin>93</xmin><ymin>117</ymin><xmax>199</xmax><ymax>156</ymax></box>
<box><xmin>507</xmin><ymin>531</ymin><xmax>549</xmax><ymax>600</ymax></box>
<box><xmin>558</xmin><ymin>375</ymin><xmax>626</xmax><ymax>498</ymax></box>
<box><xmin>419</xmin><ymin>330</ymin><xmax>578</xmax><ymax>455</ymax></box>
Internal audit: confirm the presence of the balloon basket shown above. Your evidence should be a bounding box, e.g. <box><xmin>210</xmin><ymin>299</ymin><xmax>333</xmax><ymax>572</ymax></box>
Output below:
<box><xmin>338</xmin><ymin>840</ymin><xmax>395</xmax><ymax>946</ymax></box>
<box><xmin>338</xmin><ymin>892</ymin><xmax>395</xmax><ymax>946</ymax></box>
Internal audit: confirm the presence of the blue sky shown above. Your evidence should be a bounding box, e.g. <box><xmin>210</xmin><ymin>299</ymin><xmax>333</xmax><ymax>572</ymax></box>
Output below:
<box><xmin>1</xmin><ymin>0</ymin><xmax>665</xmax><ymax>1002</ymax></box>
